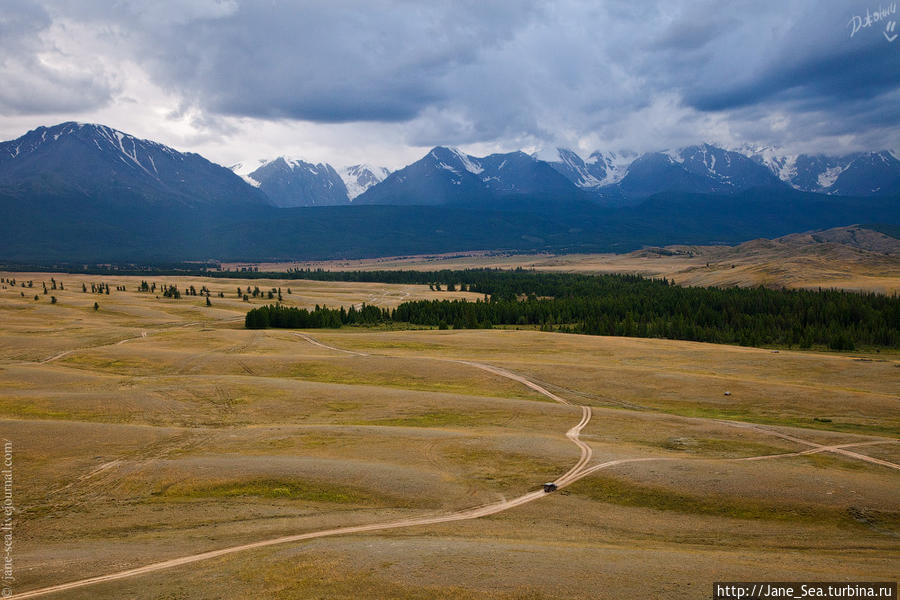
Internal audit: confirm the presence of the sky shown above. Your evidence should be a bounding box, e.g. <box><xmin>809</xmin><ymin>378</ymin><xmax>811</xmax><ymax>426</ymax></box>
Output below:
<box><xmin>1</xmin><ymin>0</ymin><xmax>898</xmax><ymax>169</ymax></box>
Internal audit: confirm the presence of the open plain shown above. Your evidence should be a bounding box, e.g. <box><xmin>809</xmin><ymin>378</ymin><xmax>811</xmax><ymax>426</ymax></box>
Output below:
<box><xmin>1</xmin><ymin>271</ymin><xmax>897</xmax><ymax>599</ymax></box>
<box><xmin>228</xmin><ymin>225</ymin><xmax>900</xmax><ymax>294</ymax></box>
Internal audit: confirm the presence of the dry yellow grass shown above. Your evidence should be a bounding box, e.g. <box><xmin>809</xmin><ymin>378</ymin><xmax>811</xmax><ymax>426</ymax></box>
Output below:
<box><xmin>1</xmin><ymin>271</ymin><xmax>897</xmax><ymax>599</ymax></box>
<box><xmin>225</xmin><ymin>225</ymin><xmax>900</xmax><ymax>294</ymax></box>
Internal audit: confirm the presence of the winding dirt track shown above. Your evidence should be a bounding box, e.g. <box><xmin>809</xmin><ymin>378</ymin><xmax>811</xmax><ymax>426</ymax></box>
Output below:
<box><xmin>718</xmin><ymin>420</ymin><xmax>900</xmax><ymax>471</ymax></box>
<box><xmin>13</xmin><ymin>333</ymin><xmax>898</xmax><ymax>598</ymax></box>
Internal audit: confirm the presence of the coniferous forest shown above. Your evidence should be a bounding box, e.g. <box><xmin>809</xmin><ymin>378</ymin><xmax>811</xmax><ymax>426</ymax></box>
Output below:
<box><xmin>245</xmin><ymin>270</ymin><xmax>898</xmax><ymax>351</ymax></box>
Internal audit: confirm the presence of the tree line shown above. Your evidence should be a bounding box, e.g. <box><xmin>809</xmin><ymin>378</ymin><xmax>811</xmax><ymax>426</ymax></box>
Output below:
<box><xmin>245</xmin><ymin>270</ymin><xmax>898</xmax><ymax>351</ymax></box>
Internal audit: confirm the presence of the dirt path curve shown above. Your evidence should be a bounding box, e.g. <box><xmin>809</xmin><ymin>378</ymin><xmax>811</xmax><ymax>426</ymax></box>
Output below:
<box><xmin>14</xmin><ymin>333</ymin><xmax>897</xmax><ymax>598</ymax></box>
<box><xmin>290</xmin><ymin>332</ymin><xmax>369</xmax><ymax>356</ymax></box>
<box><xmin>14</xmin><ymin>332</ymin><xmax>593</xmax><ymax>599</ymax></box>
<box><xmin>38</xmin><ymin>321</ymin><xmax>200</xmax><ymax>364</ymax></box>
<box><xmin>718</xmin><ymin>420</ymin><xmax>900</xmax><ymax>471</ymax></box>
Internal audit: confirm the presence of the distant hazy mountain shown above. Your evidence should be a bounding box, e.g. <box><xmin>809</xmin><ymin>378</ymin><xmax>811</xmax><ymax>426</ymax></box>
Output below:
<box><xmin>339</xmin><ymin>164</ymin><xmax>391</xmax><ymax>200</ymax></box>
<box><xmin>237</xmin><ymin>157</ymin><xmax>349</xmax><ymax>207</ymax></box>
<box><xmin>355</xmin><ymin>146</ymin><xmax>580</xmax><ymax>206</ymax></box>
<box><xmin>742</xmin><ymin>147</ymin><xmax>900</xmax><ymax>196</ymax></box>
<box><xmin>0</xmin><ymin>122</ymin><xmax>268</xmax><ymax>209</ymax></box>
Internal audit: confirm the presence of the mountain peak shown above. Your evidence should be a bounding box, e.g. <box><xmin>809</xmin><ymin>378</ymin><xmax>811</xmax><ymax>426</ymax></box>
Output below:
<box><xmin>428</xmin><ymin>146</ymin><xmax>484</xmax><ymax>175</ymax></box>
<box><xmin>0</xmin><ymin>121</ymin><xmax>268</xmax><ymax>209</ymax></box>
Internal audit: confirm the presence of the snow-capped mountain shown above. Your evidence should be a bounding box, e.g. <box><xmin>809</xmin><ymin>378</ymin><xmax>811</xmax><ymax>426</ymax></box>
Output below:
<box><xmin>230</xmin><ymin>143</ymin><xmax>898</xmax><ymax>206</ymax></box>
<box><xmin>339</xmin><ymin>164</ymin><xmax>391</xmax><ymax>200</ymax></box>
<box><xmin>825</xmin><ymin>152</ymin><xmax>900</xmax><ymax>196</ymax></box>
<box><xmin>354</xmin><ymin>146</ymin><xmax>579</xmax><ymax>206</ymax></box>
<box><xmin>0</xmin><ymin>122</ymin><xmax>268</xmax><ymax>208</ymax></box>
<box><xmin>545</xmin><ymin>148</ymin><xmax>631</xmax><ymax>189</ymax></box>
<box><xmin>547</xmin><ymin>144</ymin><xmax>782</xmax><ymax>199</ymax></box>
<box><xmin>673</xmin><ymin>144</ymin><xmax>785</xmax><ymax>191</ymax></box>
<box><xmin>229</xmin><ymin>159</ymin><xmax>391</xmax><ymax>205</ymax></box>
<box><xmin>232</xmin><ymin>157</ymin><xmax>350</xmax><ymax>207</ymax></box>
<box><xmin>616</xmin><ymin>151</ymin><xmax>730</xmax><ymax>198</ymax></box>
<box><xmin>741</xmin><ymin>147</ymin><xmax>900</xmax><ymax>196</ymax></box>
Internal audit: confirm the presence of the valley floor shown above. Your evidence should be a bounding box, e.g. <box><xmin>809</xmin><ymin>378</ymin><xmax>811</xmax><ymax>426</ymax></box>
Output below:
<box><xmin>1</xmin><ymin>272</ymin><xmax>897</xmax><ymax>599</ymax></box>
<box><xmin>222</xmin><ymin>225</ymin><xmax>900</xmax><ymax>294</ymax></box>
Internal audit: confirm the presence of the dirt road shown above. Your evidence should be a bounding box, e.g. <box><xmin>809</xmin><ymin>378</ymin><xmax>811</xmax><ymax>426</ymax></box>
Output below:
<box><xmin>14</xmin><ymin>333</ymin><xmax>898</xmax><ymax>598</ymax></box>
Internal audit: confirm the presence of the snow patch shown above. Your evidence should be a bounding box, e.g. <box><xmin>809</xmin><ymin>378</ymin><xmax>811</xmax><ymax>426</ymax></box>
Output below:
<box><xmin>448</xmin><ymin>147</ymin><xmax>483</xmax><ymax>174</ymax></box>
<box><xmin>438</xmin><ymin>161</ymin><xmax>460</xmax><ymax>175</ymax></box>
<box><xmin>593</xmin><ymin>151</ymin><xmax>634</xmax><ymax>186</ymax></box>
<box><xmin>737</xmin><ymin>145</ymin><xmax>799</xmax><ymax>186</ymax></box>
<box><xmin>229</xmin><ymin>159</ymin><xmax>270</xmax><ymax>187</ymax></box>
<box><xmin>338</xmin><ymin>164</ymin><xmax>391</xmax><ymax>200</ymax></box>
<box><xmin>662</xmin><ymin>148</ymin><xmax>684</xmax><ymax>164</ymax></box>
<box><xmin>817</xmin><ymin>165</ymin><xmax>846</xmax><ymax>189</ymax></box>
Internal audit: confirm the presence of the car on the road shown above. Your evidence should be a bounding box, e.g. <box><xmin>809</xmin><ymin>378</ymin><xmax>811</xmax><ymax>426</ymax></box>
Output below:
<box><xmin>543</xmin><ymin>482</ymin><xmax>558</xmax><ymax>493</ymax></box>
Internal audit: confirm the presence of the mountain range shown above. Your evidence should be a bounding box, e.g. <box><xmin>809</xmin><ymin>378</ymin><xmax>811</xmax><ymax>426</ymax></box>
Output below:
<box><xmin>0</xmin><ymin>122</ymin><xmax>896</xmax><ymax>262</ymax></box>
<box><xmin>229</xmin><ymin>143</ymin><xmax>900</xmax><ymax>209</ymax></box>
<box><xmin>543</xmin><ymin>144</ymin><xmax>900</xmax><ymax>200</ymax></box>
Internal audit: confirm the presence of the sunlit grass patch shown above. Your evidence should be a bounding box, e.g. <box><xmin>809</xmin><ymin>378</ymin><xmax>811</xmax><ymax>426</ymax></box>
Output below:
<box><xmin>237</xmin><ymin>550</ymin><xmax>552</xmax><ymax>600</ymax></box>
<box><xmin>359</xmin><ymin>410</ymin><xmax>483</xmax><ymax>428</ymax></box>
<box><xmin>657</xmin><ymin>437</ymin><xmax>793</xmax><ymax>458</ymax></box>
<box><xmin>287</xmin><ymin>360</ymin><xmax>544</xmax><ymax>401</ymax></box>
<box><xmin>154</xmin><ymin>478</ymin><xmax>378</xmax><ymax>504</ymax></box>
<box><xmin>567</xmin><ymin>474</ymin><xmax>885</xmax><ymax>529</ymax></box>
<box><xmin>59</xmin><ymin>353</ymin><xmax>162</xmax><ymax>376</ymax></box>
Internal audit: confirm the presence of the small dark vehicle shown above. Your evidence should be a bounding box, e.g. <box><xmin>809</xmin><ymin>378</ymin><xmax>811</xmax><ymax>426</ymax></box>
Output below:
<box><xmin>543</xmin><ymin>482</ymin><xmax>558</xmax><ymax>493</ymax></box>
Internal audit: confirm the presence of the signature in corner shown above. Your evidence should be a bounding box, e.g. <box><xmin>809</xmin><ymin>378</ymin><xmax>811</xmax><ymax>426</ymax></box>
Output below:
<box><xmin>847</xmin><ymin>3</ymin><xmax>898</xmax><ymax>42</ymax></box>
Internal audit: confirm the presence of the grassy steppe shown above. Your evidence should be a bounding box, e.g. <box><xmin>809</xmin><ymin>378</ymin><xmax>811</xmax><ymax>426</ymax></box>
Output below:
<box><xmin>1</xmin><ymin>271</ymin><xmax>896</xmax><ymax>599</ymax></box>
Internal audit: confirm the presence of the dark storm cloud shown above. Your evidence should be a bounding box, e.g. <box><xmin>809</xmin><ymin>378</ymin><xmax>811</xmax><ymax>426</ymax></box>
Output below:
<box><xmin>3</xmin><ymin>0</ymin><xmax>898</xmax><ymax>152</ymax></box>
<box><xmin>0</xmin><ymin>1</ymin><xmax>115</xmax><ymax>113</ymax></box>
<box><xmin>682</xmin><ymin>4</ymin><xmax>900</xmax><ymax>114</ymax></box>
<box><xmin>91</xmin><ymin>0</ymin><xmax>541</xmax><ymax>123</ymax></box>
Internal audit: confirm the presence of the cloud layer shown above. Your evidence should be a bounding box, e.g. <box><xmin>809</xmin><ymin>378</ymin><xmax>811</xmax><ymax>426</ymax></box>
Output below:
<box><xmin>1</xmin><ymin>0</ymin><xmax>897</xmax><ymax>166</ymax></box>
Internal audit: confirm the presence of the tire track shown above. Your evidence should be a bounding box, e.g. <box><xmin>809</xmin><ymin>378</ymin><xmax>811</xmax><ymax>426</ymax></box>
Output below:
<box><xmin>717</xmin><ymin>420</ymin><xmax>900</xmax><ymax>471</ymax></box>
